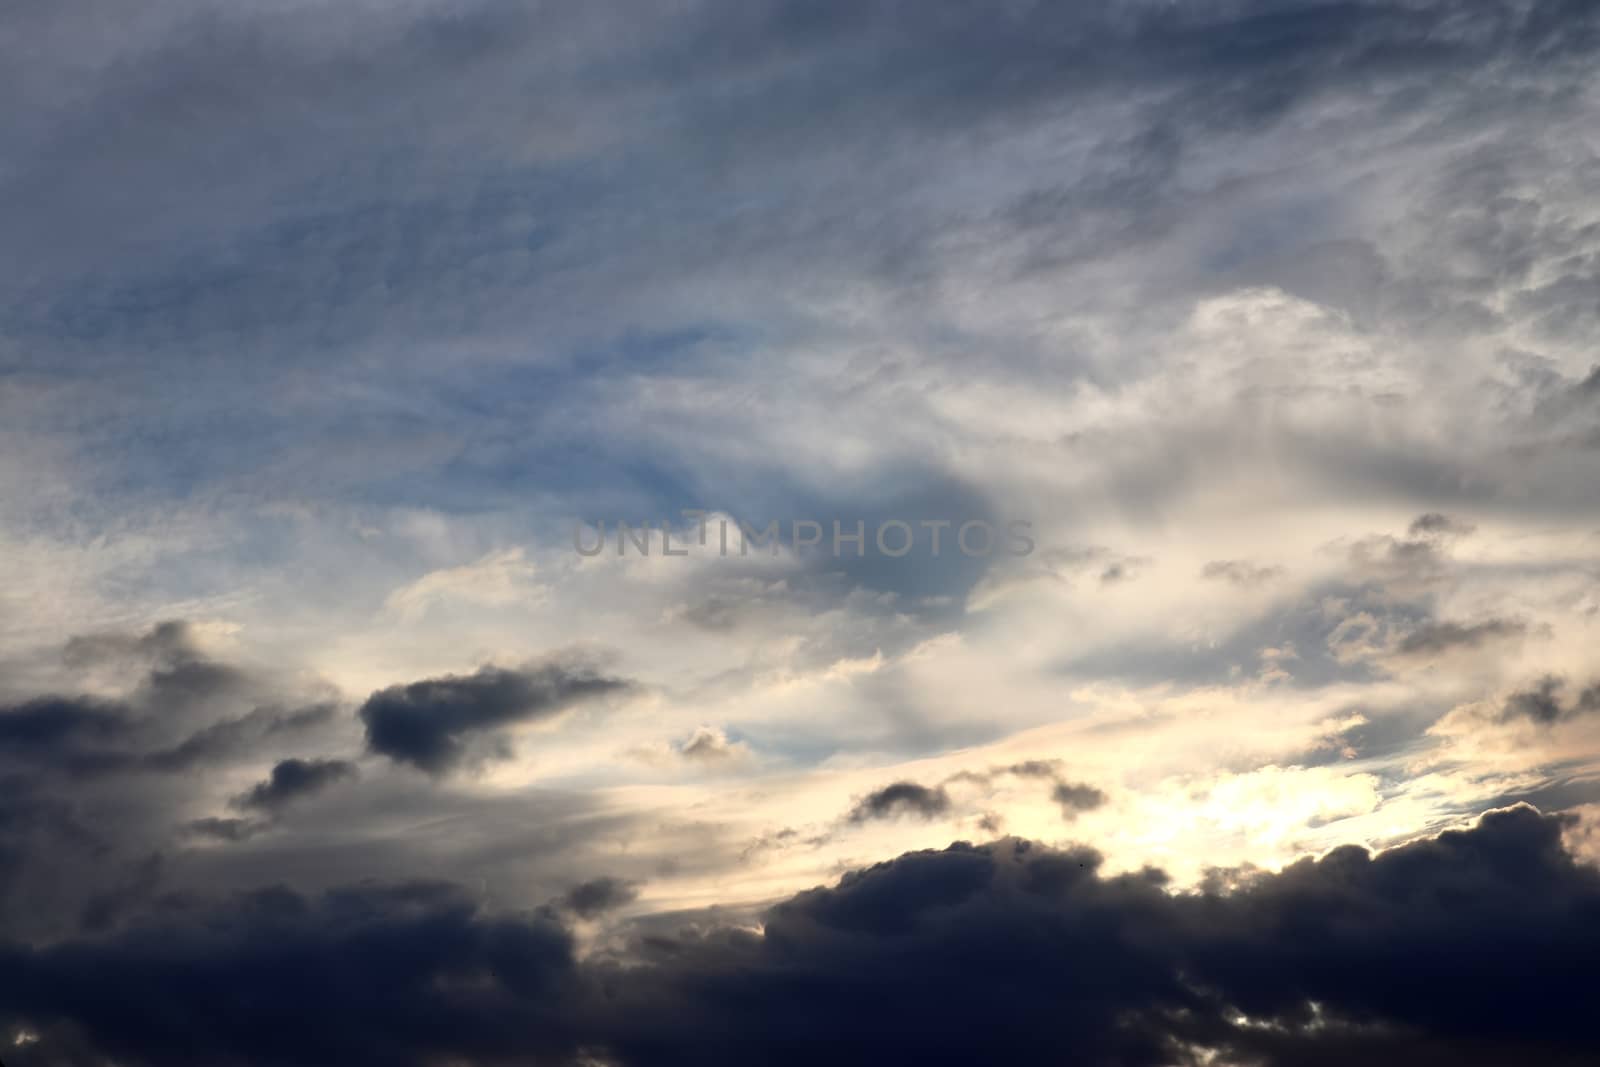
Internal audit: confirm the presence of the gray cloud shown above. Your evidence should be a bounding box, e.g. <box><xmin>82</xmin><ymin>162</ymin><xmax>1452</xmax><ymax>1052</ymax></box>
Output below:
<box><xmin>558</xmin><ymin>877</ymin><xmax>640</xmax><ymax>920</ymax></box>
<box><xmin>1408</xmin><ymin>513</ymin><xmax>1477</xmax><ymax>539</ymax></box>
<box><xmin>1201</xmin><ymin>560</ymin><xmax>1286</xmax><ymax>587</ymax></box>
<box><xmin>1500</xmin><ymin>676</ymin><xmax>1600</xmax><ymax>726</ymax></box>
<box><xmin>1393</xmin><ymin>618</ymin><xmax>1529</xmax><ymax>658</ymax></box>
<box><xmin>677</xmin><ymin>726</ymin><xmax>745</xmax><ymax>764</ymax></box>
<box><xmin>6</xmin><ymin>2</ymin><xmax>1600</xmax><ymax>1061</ymax></box>
<box><xmin>4</xmin><ymin>806</ymin><xmax>1598</xmax><ymax>1066</ymax></box>
<box><xmin>1052</xmin><ymin>782</ymin><xmax>1109</xmax><ymax>819</ymax></box>
<box><xmin>183</xmin><ymin>817</ymin><xmax>266</xmax><ymax>844</ymax></box>
<box><xmin>232</xmin><ymin>758</ymin><xmax>359</xmax><ymax>814</ymax></box>
<box><xmin>847</xmin><ymin>782</ymin><xmax>952</xmax><ymax>823</ymax></box>
<box><xmin>360</xmin><ymin>660</ymin><xmax>631</xmax><ymax>774</ymax></box>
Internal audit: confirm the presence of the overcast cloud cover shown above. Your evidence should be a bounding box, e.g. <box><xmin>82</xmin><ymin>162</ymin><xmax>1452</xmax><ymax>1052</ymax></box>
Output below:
<box><xmin>4</xmin><ymin>1</ymin><xmax>1600</xmax><ymax>1063</ymax></box>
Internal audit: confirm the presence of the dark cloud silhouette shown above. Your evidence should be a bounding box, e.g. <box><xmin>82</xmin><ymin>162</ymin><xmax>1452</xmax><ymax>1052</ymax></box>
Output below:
<box><xmin>559</xmin><ymin>877</ymin><xmax>639</xmax><ymax>920</ymax></box>
<box><xmin>847</xmin><ymin>781</ymin><xmax>952</xmax><ymax>823</ymax></box>
<box><xmin>0</xmin><ymin>882</ymin><xmax>581</xmax><ymax>1067</ymax></box>
<box><xmin>1408</xmin><ymin>512</ymin><xmax>1476</xmax><ymax>538</ymax></box>
<box><xmin>1053</xmin><ymin>781</ymin><xmax>1109</xmax><ymax>819</ymax></box>
<box><xmin>77</xmin><ymin>853</ymin><xmax>163</xmax><ymax>934</ymax></box>
<box><xmin>1394</xmin><ymin>617</ymin><xmax>1528</xmax><ymax>657</ymax></box>
<box><xmin>0</xmin><ymin>624</ymin><xmax>354</xmax><ymax>939</ymax></box>
<box><xmin>359</xmin><ymin>661</ymin><xmax>631</xmax><ymax>774</ymax></box>
<box><xmin>3</xmin><ymin>807</ymin><xmax>1598</xmax><ymax>1066</ymax></box>
<box><xmin>0</xmin><ymin>623</ymin><xmax>335</xmax><ymax>783</ymax></box>
<box><xmin>1500</xmin><ymin>676</ymin><xmax>1600</xmax><ymax>726</ymax></box>
<box><xmin>0</xmin><ymin>698</ymin><xmax>131</xmax><ymax>778</ymax></box>
<box><xmin>232</xmin><ymin>758</ymin><xmax>359</xmax><ymax>813</ymax></box>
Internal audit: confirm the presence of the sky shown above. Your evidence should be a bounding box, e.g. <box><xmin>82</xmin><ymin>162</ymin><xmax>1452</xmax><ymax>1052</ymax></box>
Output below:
<box><xmin>3</xmin><ymin>1</ymin><xmax>1600</xmax><ymax>1064</ymax></box>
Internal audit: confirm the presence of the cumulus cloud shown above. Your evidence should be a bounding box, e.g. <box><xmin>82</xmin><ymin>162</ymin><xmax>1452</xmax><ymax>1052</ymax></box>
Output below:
<box><xmin>359</xmin><ymin>660</ymin><xmax>631</xmax><ymax>774</ymax></box>
<box><xmin>3</xmin><ymin>807</ymin><xmax>1597</xmax><ymax>1066</ymax></box>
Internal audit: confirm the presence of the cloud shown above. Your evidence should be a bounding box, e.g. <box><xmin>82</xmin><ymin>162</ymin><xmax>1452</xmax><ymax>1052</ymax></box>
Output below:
<box><xmin>1500</xmin><ymin>676</ymin><xmax>1600</xmax><ymax>726</ymax></box>
<box><xmin>6</xmin><ymin>1</ymin><xmax>1600</xmax><ymax>1061</ymax></box>
<box><xmin>1408</xmin><ymin>512</ymin><xmax>1476</xmax><ymax>539</ymax></box>
<box><xmin>558</xmin><ymin>877</ymin><xmax>639</xmax><ymax>920</ymax></box>
<box><xmin>0</xmin><ymin>697</ymin><xmax>130</xmax><ymax>770</ymax></box>
<box><xmin>381</xmin><ymin>547</ymin><xmax>543</xmax><ymax>622</ymax></box>
<box><xmin>1052</xmin><ymin>781</ymin><xmax>1108</xmax><ymax>819</ymax></box>
<box><xmin>1393</xmin><ymin>617</ymin><xmax>1529</xmax><ymax>658</ymax></box>
<box><xmin>142</xmin><ymin>702</ymin><xmax>337</xmax><ymax>774</ymax></box>
<box><xmin>5</xmin><ymin>807</ymin><xmax>1599</xmax><ymax>1066</ymax></box>
<box><xmin>183</xmin><ymin>817</ymin><xmax>266</xmax><ymax>844</ymax></box>
<box><xmin>676</xmin><ymin>725</ymin><xmax>748</xmax><ymax>764</ymax></box>
<box><xmin>359</xmin><ymin>659</ymin><xmax>631</xmax><ymax>774</ymax></box>
<box><xmin>1201</xmin><ymin>560</ymin><xmax>1286</xmax><ymax>587</ymax></box>
<box><xmin>77</xmin><ymin>853</ymin><xmax>163</xmax><ymax>935</ymax></box>
<box><xmin>0</xmin><ymin>881</ymin><xmax>581</xmax><ymax>1067</ymax></box>
<box><xmin>232</xmin><ymin>758</ymin><xmax>359</xmax><ymax>814</ymax></box>
<box><xmin>847</xmin><ymin>782</ymin><xmax>952</xmax><ymax>823</ymax></box>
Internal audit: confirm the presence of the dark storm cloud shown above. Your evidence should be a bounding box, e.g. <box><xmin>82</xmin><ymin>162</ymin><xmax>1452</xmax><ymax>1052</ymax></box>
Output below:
<box><xmin>232</xmin><ymin>758</ymin><xmax>358</xmax><ymax>814</ymax></box>
<box><xmin>77</xmin><ymin>853</ymin><xmax>163</xmax><ymax>935</ymax></box>
<box><xmin>558</xmin><ymin>877</ymin><xmax>639</xmax><ymax>920</ymax></box>
<box><xmin>0</xmin><ymin>622</ymin><xmax>337</xmax><ymax>783</ymax></box>
<box><xmin>359</xmin><ymin>661</ymin><xmax>632</xmax><ymax>774</ymax></box>
<box><xmin>0</xmin><ymin>881</ymin><xmax>582</xmax><ymax>1067</ymax></box>
<box><xmin>0</xmin><ymin>697</ymin><xmax>129</xmax><ymax>771</ymax></box>
<box><xmin>0</xmin><ymin>622</ymin><xmax>356</xmax><ymax>940</ymax></box>
<box><xmin>0</xmin><ymin>693</ymin><xmax>324</xmax><ymax>782</ymax></box>
<box><xmin>847</xmin><ymin>781</ymin><xmax>952</xmax><ymax>823</ymax></box>
<box><xmin>592</xmin><ymin>805</ymin><xmax>1600</xmax><ymax>1067</ymax></box>
<box><xmin>5</xmin><ymin>806</ymin><xmax>1598</xmax><ymax>1066</ymax></box>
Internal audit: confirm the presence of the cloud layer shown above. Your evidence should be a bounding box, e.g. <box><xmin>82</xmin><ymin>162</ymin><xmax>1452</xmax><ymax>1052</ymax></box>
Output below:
<box><xmin>3</xmin><ymin>806</ymin><xmax>1596</xmax><ymax>1066</ymax></box>
<box><xmin>5</xmin><ymin>0</ymin><xmax>1600</xmax><ymax>1061</ymax></box>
